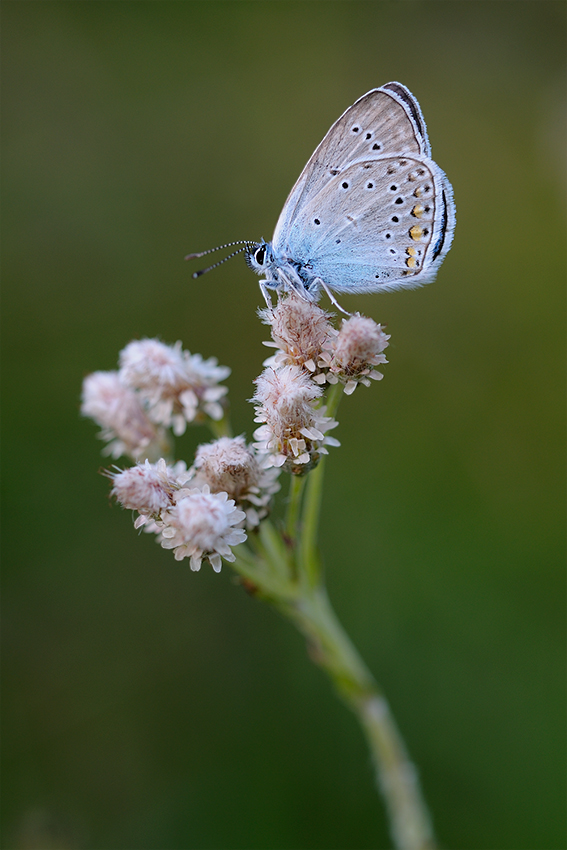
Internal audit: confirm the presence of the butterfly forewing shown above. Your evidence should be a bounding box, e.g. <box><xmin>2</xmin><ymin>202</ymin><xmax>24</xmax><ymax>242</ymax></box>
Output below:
<box><xmin>273</xmin><ymin>85</ymin><xmax>430</xmax><ymax>250</ymax></box>
<box><xmin>282</xmin><ymin>156</ymin><xmax>450</xmax><ymax>293</ymax></box>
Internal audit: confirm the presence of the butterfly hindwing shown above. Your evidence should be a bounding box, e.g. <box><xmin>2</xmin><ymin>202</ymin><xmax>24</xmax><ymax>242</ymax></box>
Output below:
<box><xmin>279</xmin><ymin>155</ymin><xmax>454</xmax><ymax>293</ymax></box>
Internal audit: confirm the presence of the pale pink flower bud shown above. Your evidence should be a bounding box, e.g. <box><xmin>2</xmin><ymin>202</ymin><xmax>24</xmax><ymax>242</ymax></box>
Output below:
<box><xmin>81</xmin><ymin>371</ymin><xmax>163</xmax><ymax>460</ymax></box>
<box><xmin>194</xmin><ymin>436</ymin><xmax>258</xmax><ymax>496</ymax></box>
<box><xmin>333</xmin><ymin>315</ymin><xmax>389</xmax><ymax>370</ymax></box>
<box><xmin>119</xmin><ymin>338</ymin><xmax>188</xmax><ymax>393</ymax></box>
<box><xmin>254</xmin><ymin>365</ymin><xmax>321</xmax><ymax>423</ymax></box>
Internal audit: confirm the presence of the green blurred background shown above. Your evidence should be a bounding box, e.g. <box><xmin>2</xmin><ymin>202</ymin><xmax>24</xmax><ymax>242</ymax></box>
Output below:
<box><xmin>2</xmin><ymin>2</ymin><xmax>565</xmax><ymax>848</ymax></box>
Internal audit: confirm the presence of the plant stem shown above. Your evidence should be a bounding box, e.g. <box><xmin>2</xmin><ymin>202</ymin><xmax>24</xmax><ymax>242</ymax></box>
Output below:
<box><xmin>298</xmin><ymin>381</ymin><xmax>344</xmax><ymax>586</ymax></box>
<box><xmin>280</xmin><ymin>584</ymin><xmax>436</xmax><ymax>850</ymax></box>
<box><xmin>234</xmin><ymin>383</ymin><xmax>435</xmax><ymax>848</ymax></box>
<box><xmin>285</xmin><ymin>472</ymin><xmax>306</xmax><ymax>542</ymax></box>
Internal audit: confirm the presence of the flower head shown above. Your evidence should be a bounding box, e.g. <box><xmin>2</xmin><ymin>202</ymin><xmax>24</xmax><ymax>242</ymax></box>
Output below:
<box><xmin>110</xmin><ymin>458</ymin><xmax>189</xmax><ymax>516</ymax></box>
<box><xmin>118</xmin><ymin>338</ymin><xmax>230</xmax><ymax>435</ymax></box>
<box><xmin>259</xmin><ymin>296</ymin><xmax>389</xmax><ymax>397</ymax></box>
<box><xmin>260</xmin><ymin>293</ymin><xmax>335</xmax><ymax>373</ymax></box>
<box><xmin>190</xmin><ymin>436</ymin><xmax>281</xmax><ymax>527</ymax></box>
<box><xmin>157</xmin><ymin>486</ymin><xmax>247</xmax><ymax>572</ymax></box>
<box><xmin>81</xmin><ymin>371</ymin><xmax>165</xmax><ymax>460</ymax></box>
<box><xmin>318</xmin><ymin>315</ymin><xmax>390</xmax><ymax>394</ymax></box>
<box><xmin>252</xmin><ymin>365</ymin><xmax>339</xmax><ymax>473</ymax></box>
<box><xmin>109</xmin><ymin>459</ymin><xmax>247</xmax><ymax>572</ymax></box>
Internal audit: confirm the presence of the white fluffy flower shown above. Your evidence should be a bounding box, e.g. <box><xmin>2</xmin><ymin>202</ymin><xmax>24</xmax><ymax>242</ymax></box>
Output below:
<box><xmin>259</xmin><ymin>293</ymin><xmax>335</xmax><ymax>374</ymax></box>
<box><xmin>157</xmin><ymin>486</ymin><xmax>247</xmax><ymax>572</ymax></box>
<box><xmin>108</xmin><ymin>462</ymin><xmax>246</xmax><ymax>570</ymax></box>
<box><xmin>81</xmin><ymin>371</ymin><xmax>164</xmax><ymax>460</ymax></box>
<box><xmin>110</xmin><ymin>458</ymin><xmax>189</xmax><ymax>516</ymax></box>
<box><xmin>118</xmin><ymin>339</ymin><xmax>230</xmax><ymax>434</ymax></box>
<box><xmin>259</xmin><ymin>295</ymin><xmax>389</xmax><ymax>396</ymax></box>
<box><xmin>317</xmin><ymin>315</ymin><xmax>390</xmax><ymax>394</ymax></box>
<box><xmin>190</xmin><ymin>436</ymin><xmax>281</xmax><ymax>528</ymax></box>
<box><xmin>252</xmin><ymin>366</ymin><xmax>339</xmax><ymax>473</ymax></box>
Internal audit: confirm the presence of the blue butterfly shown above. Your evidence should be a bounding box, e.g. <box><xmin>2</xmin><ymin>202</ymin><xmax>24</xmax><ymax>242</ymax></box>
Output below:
<box><xmin>188</xmin><ymin>82</ymin><xmax>455</xmax><ymax>312</ymax></box>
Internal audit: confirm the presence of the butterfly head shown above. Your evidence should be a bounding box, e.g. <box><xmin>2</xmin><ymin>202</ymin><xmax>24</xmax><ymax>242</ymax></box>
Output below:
<box><xmin>244</xmin><ymin>240</ymin><xmax>275</xmax><ymax>275</ymax></box>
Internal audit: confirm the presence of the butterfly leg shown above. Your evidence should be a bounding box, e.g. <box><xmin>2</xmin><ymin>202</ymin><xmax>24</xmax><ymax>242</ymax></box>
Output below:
<box><xmin>314</xmin><ymin>278</ymin><xmax>351</xmax><ymax>316</ymax></box>
<box><xmin>277</xmin><ymin>268</ymin><xmax>315</xmax><ymax>304</ymax></box>
<box><xmin>259</xmin><ymin>281</ymin><xmax>275</xmax><ymax>310</ymax></box>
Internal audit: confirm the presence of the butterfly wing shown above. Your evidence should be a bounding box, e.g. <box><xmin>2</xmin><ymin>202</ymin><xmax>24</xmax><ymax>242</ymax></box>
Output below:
<box><xmin>278</xmin><ymin>155</ymin><xmax>455</xmax><ymax>293</ymax></box>
<box><xmin>272</xmin><ymin>83</ymin><xmax>431</xmax><ymax>249</ymax></box>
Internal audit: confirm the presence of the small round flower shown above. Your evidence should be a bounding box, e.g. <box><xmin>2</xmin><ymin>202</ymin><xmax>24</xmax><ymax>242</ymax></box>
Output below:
<box><xmin>254</xmin><ymin>364</ymin><xmax>320</xmax><ymax>421</ymax></box>
<box><xmin>110</xmin><ymin>458</ymin><xmax>188</xmax><ymax>516</ymax></box>
<box><xmin>81</xmin><ymin>370</ymin><xmax>164</xmax><ymax>460</ymax></box>
<box><xmin>252</xmin><ymin>366</ymin><xmax>339</xmax><ymax>473</ymax></box>
<box><xmin>193</xmin><ymin>436</ymin><xmax>260</xmax><ymax>497</ymax></box>
<box><xmin>318</xmin><ymin>315</ymin><xmax>390</xmax><ymax>394</ymax></box>
<box><xmin>118</xmin><ymin>339</ymin><xmax>230</xmax><ymax>434</ymax></box>
<box><xmin>190</xmin><ymin>436</ymin><xmax>281</xmax><ymax>528</ymax></box>
<box><xmin>260</xmin><ymin>293</ymin><xmax>334</xmax><ymax>373</ymax></box>
<box><xmin>158</xmin><ymin>486</ymin><xmax>247</xmax><ymax>572</ymax></box>
<box><xmin>119</xmin><ymin>338</ymin><xmax>188</xmax><ymax>393</ymax></box>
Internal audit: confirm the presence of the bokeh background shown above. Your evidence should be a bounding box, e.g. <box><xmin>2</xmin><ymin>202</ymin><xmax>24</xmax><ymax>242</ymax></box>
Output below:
<box><xmin>2</xmin><ymin>2</ymin><xmax>565</xmax><ymax>848</ymax></box>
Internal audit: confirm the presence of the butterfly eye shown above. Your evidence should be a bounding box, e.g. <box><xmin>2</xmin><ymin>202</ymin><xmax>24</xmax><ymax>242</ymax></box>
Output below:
<box><xmin>255</xmin><ymin>246</ymin><xmax>266</xmax><ymax>265</ymax></box>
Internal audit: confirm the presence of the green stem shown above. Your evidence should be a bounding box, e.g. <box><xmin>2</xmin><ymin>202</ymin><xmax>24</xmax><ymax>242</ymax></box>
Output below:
<box><xmin>298</xmin><ymin>457</ymin><xmax>325</xmax><ymax>586</ymax></box>
<box><xmin>285</xmin><ymin>472</ymin><xmax>306</xmax><ymax>542</ymax></box>
<box><xmin>298</xmin><ymin>381</ymin><xmax>344</xmax><ymax>587</ymax></box>
<box><xmin>323</xmin><ymin>379</ymin><xmax>345</xmax><ymax>421</ymax></box>
<box><xmin>280</xmin><ymin>584</ymin><xmax>436</xmax><ymax>850</ymax></box>
<box><xmin>232</xmin><ymin>382</ymin><xmax>435</xmax><ymax>847</ymax></box>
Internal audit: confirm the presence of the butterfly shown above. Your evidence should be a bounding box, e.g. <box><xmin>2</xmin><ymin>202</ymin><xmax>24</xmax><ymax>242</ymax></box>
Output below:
<box><xmin>187</xmin><ymin>82</ymin><xmax>455</xmax><ymax>313</ymax></box>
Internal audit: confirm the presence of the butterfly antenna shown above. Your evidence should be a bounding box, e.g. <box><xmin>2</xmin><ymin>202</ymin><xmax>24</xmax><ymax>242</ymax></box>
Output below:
<box><xmin>185</xmin><ymin>241</ymin><xmax>253</xmax><ymax>278</ymax></box>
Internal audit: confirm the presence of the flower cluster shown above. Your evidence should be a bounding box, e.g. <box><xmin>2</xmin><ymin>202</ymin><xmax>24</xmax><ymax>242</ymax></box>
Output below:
<box><xmin>110</xmin><ymin>459</ymin><xmax>246</xmax><ymax>572</ymax></box>
<box><xmin>259</xmin><ymin>296</ymin><xmax>335</xmax><ymax>372</ymax></box>
<box><xmin>119</xmin><ymin>339</ymin><xmax>230</xmax><ymax>435</ymax></box>
<box><xmin>84</xmin><ymin>295</ymin><xmax>390</xmax><ymax>569</ymax></box>
<box><xmin>318</xmin><ymin>314</ymin><xmax>390</xmax><ymax>395</ymax></box>
<box><xmin>254</xmin><ymin>293</ymin><xmax>389</xmax><ymax>472</ymax></box>
<box><xmin>81</xmin><ymin>339</ymin><xmax>230</xmax><ymax>460</ymax></box>
<box><xmin>261</xmin><ymin>294</ymin><xmax>389</xmax><ymax>395</ymax></box>
<box><xmin>81</xmin><ymin>371</ymin><xmax>166</xmax><ymax>460</ymax></box>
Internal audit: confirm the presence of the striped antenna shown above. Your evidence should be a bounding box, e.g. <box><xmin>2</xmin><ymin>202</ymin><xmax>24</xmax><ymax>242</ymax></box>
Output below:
<box><xmin>185</xmin><ymin>241</ymin><xmax>254</xmax><ymax>278</ymax></box>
